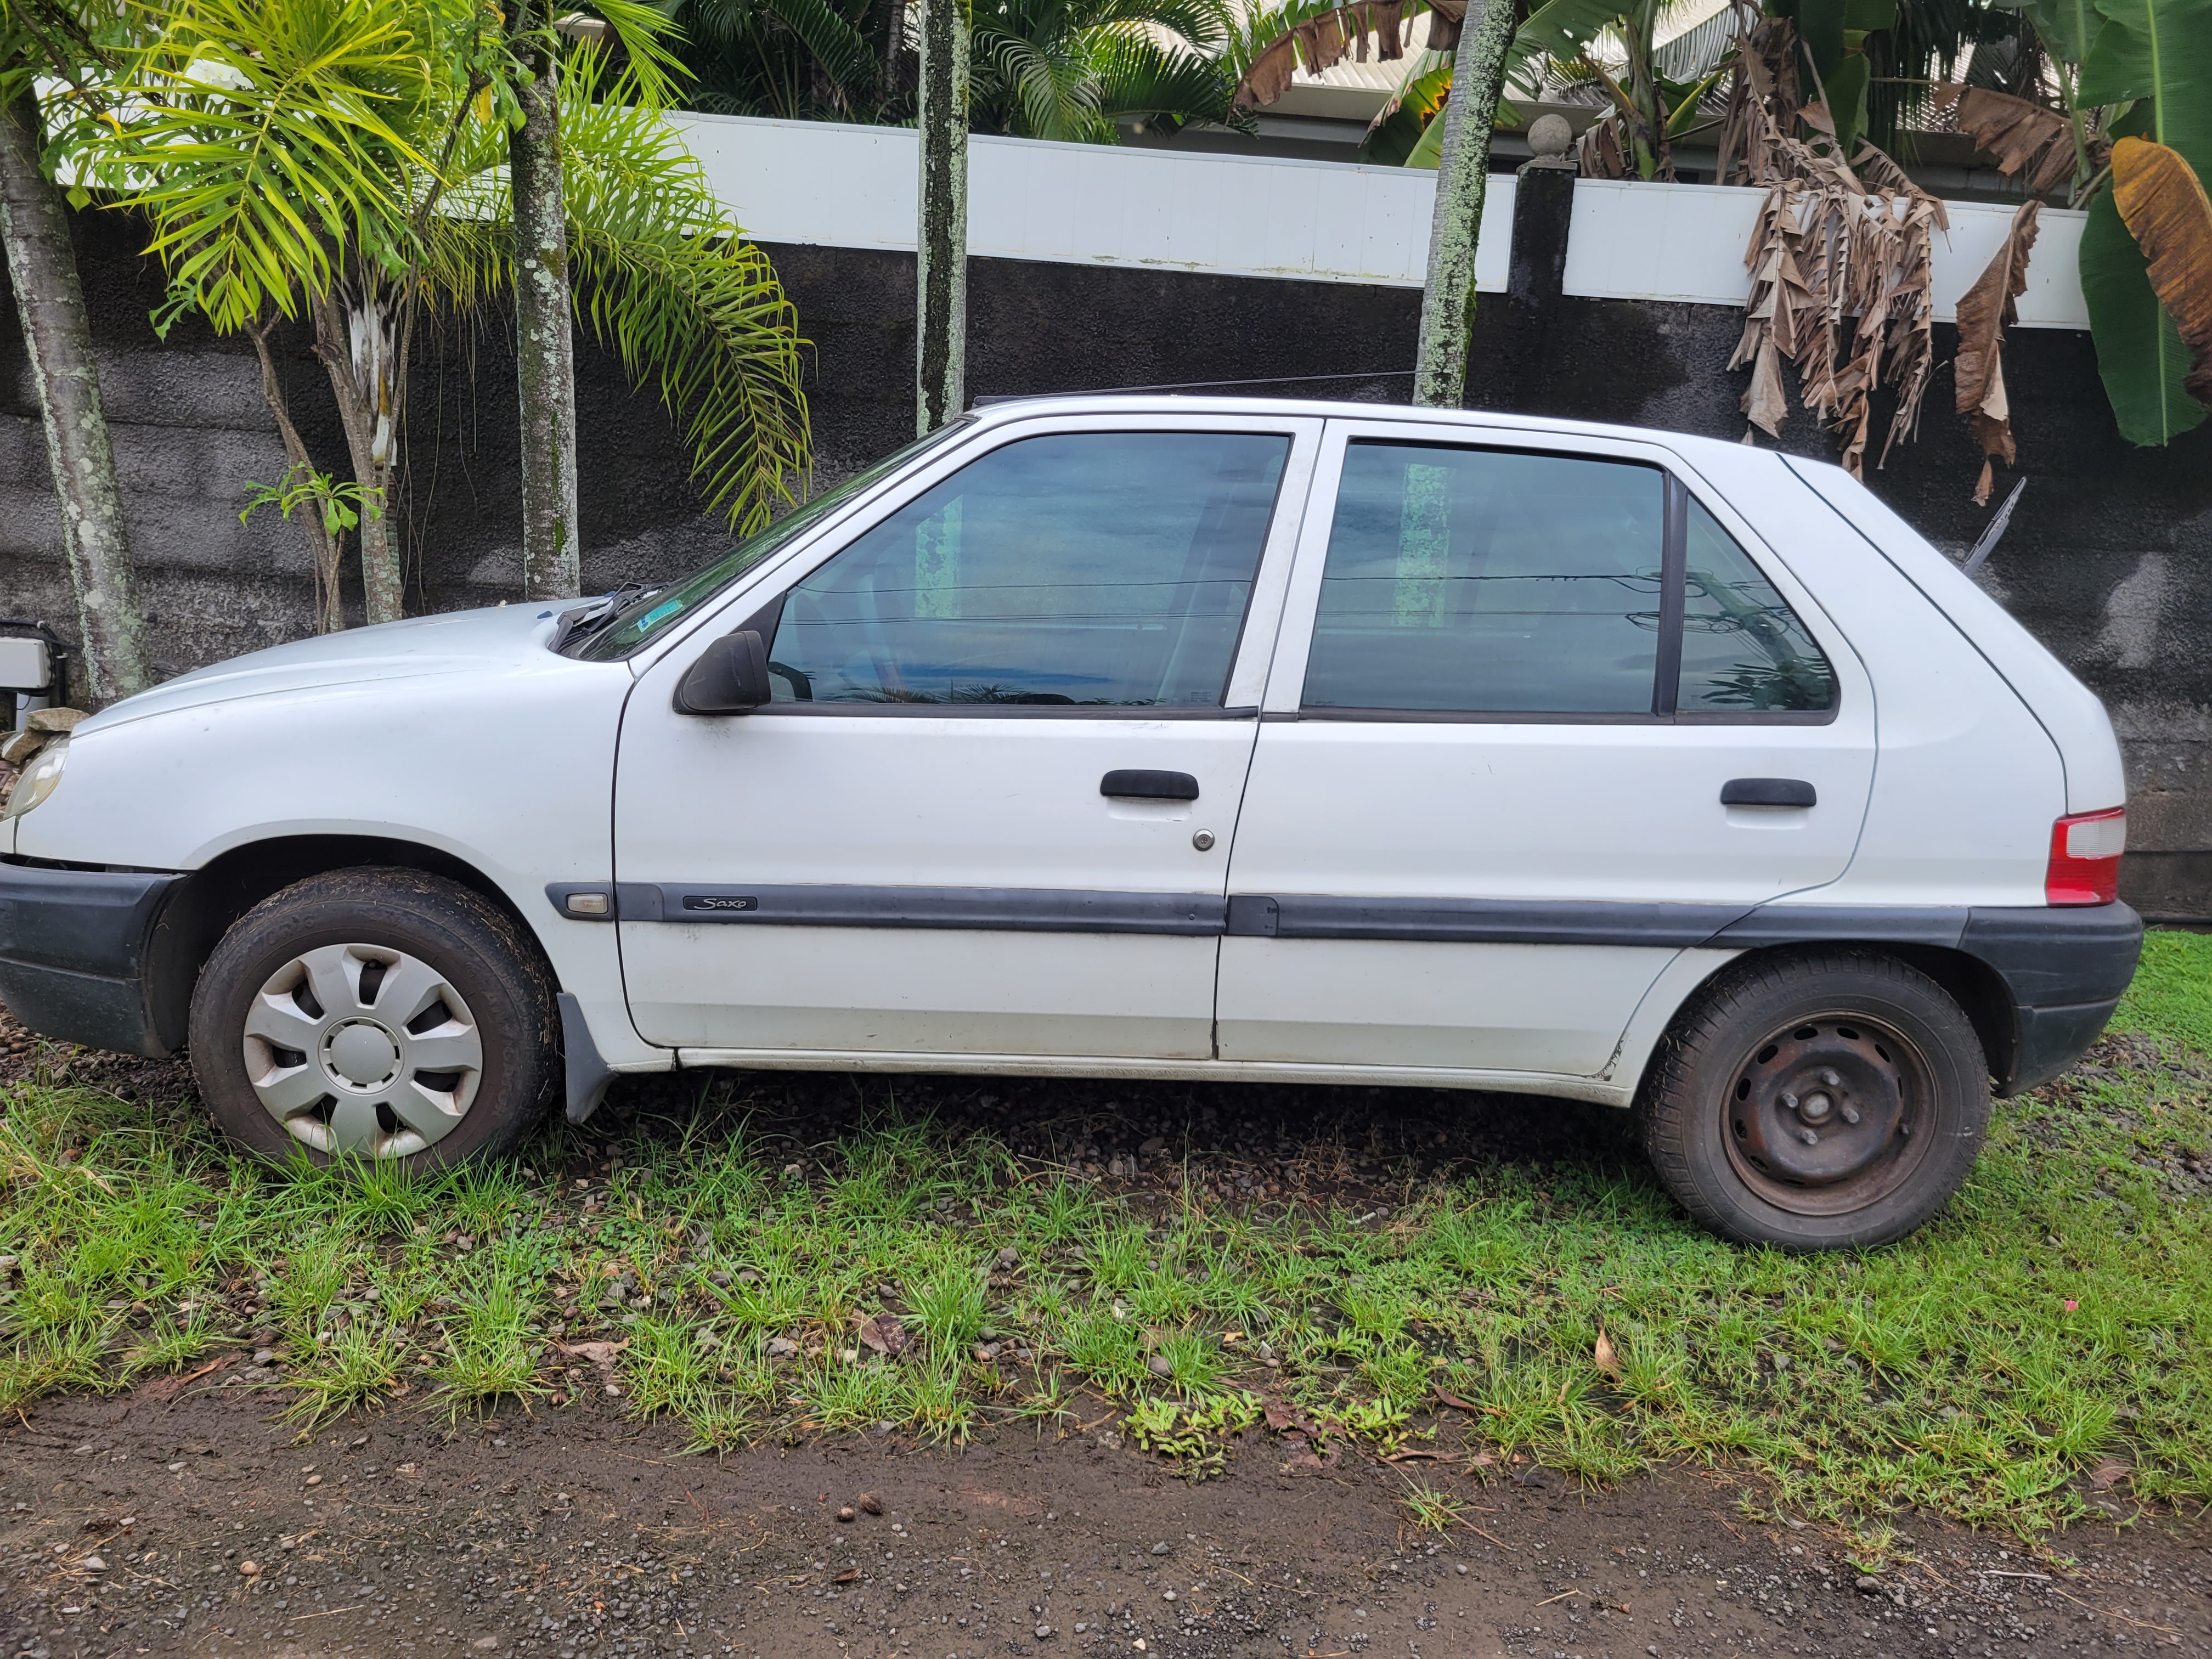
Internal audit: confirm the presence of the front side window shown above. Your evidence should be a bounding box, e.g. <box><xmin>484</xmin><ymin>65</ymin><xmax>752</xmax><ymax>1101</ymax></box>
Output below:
<box><xmin>765</xmin><ymin>431</ymin><xmax>1289</xmax><ymax>708</ymax></box>
<box><xmin>1677</xmin><ymin>500</ymin><xmax>1837</xmax><ymax>713</ymax></box>
<box><xmin>1302</xmin><ymin>443</ymin><xmax>1665</xmax><ymax>714</ymax></box>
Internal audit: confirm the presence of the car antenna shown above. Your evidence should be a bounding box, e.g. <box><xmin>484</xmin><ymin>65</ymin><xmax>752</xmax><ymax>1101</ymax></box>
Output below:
<box><xmin>1961</xmin><ymin>477</ymin><xmax>2027</xmax><ymax>577</ymax></box>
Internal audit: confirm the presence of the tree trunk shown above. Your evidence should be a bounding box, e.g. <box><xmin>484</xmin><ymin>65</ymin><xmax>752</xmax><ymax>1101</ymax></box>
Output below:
<box><xmin>1410</xmin><ymin>0</ymin><xmax>1517</xmax><ymax>409</ymax></box>
<box><xmin>0</xmin><ymin>93</ymin><xmax>150</xmax><ymax>705</ymax></box>
<box><xmin>512</xmin><ymin>0</ymin><xmax>581</xmax><ymax>600</ymax></box>
<box><xmin>915</xmin><ymin>0</ymin><xmax>968</xmax><ymax>434</ymax></box>
<box><xmin>311</xmin><ymin>285</ymin><xmax>407</xmax><ymax>625</ymax></box>
<box><xmin>245</xmin><ymin>317</ymin><xmax>347</xmax><ymax>633</ymax></box>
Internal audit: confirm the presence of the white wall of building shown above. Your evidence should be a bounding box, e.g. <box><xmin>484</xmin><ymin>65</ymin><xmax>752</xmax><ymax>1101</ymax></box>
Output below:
<box><xmin>672</xmin><ymin>112</ymin><xmax>2085</xmax><ymax>329</ymax></box>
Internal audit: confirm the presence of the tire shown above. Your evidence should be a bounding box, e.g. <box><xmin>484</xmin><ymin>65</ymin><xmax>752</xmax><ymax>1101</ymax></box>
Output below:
<box><xmin>188</xmin><ymin>867</ymin><xmax>558</xmax><ymax>1172</ymax></box>
<box><xmin>1637</xmin><ymin>950</ymin><xmax>1989</xmax><ymax>1251</ymax></box>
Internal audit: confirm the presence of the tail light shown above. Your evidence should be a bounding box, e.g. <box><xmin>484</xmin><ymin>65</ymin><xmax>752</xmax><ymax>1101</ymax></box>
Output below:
<box><xmin>2046</xmin><ymin>808</ymin><xmax>2125</xmax><ymax>905</ymax></box>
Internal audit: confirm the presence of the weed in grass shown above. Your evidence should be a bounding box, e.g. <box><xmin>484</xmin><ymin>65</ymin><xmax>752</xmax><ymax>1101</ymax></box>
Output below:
<box><xmin>285</xmin><ymin>1322</ymin><xmax>404</xmax><ymax>1423</ymax></box>
<box><xmin>1400</xmin><ymin>1482</ymin><xmax>1468</xmax><ymax>1533</ymax></box>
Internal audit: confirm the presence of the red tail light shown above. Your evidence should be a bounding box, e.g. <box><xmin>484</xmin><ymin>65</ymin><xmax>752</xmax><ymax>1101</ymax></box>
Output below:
<box><xmin>2046</xmin><ymin>808</ymin><xmax>2125</xmax><ymax>905</ymax></box>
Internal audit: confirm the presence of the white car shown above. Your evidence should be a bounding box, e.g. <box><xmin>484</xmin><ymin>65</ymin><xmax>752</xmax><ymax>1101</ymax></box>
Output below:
<box><xmin>0</xmin><ymin>398</ymin><xmax>2141</xmax><ymax>1248</ymax></box>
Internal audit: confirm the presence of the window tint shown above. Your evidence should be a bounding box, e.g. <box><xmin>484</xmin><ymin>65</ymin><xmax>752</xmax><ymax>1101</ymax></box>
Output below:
<box><xmin>766</xmin><ymin>432</ymin><xmax>1287</xmax><ymax>707</ymax></box>
<box><xmin>1677</xmin><ymin>500</ymin><xmax>1837</xmax><ymax>712</ymax></box>
<box><xmin>1301</xmin><ymin>443</ymin><xmax>1664</xmax><ymax>714</ymax></box>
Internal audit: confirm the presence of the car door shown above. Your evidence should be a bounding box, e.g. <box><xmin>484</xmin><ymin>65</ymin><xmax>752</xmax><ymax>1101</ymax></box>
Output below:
<box><xmin>613</xmin><ymin>413</ymin><xmax>1321</xmax><ymax>1060</ymax></box>
<box><xmin>1216</xmin><ymin>419</ymin><xmax>1877</xmax><ymax>1078</ymax></box>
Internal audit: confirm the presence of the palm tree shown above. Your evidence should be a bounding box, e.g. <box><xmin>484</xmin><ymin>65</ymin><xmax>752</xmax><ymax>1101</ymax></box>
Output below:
<box><xmin>669</xmin><ymin>0</ymin><xmax>1249</xmax><ymax>139</ymax></box>
<box><xmin>0</xmin><ymin>0</ymin><xmax>151</xmax><ymax>702</ymax></box>
<box><xmin>969</xmin><ymin>0</ymin><xmax>1247</xmax><ymax>140</ymax></box>
<box><xmin>83</xmin><ymin>0</ymin><xmax>809</xmax><ymax>627</ymax></box>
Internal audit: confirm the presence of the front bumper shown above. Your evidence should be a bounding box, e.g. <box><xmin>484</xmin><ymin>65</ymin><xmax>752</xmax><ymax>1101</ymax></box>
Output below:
<box><xmin>0</xmin><ymin>861</ymin><xmax>186</xmax><ymax>1058</ymax></box>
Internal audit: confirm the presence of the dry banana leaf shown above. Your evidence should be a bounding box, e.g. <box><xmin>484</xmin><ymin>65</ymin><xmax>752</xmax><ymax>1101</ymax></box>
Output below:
<box><xmin>1722</xmin><ymin>23</ymin><xmax>1942</xmax><ymax>476</ymax></box>
<box><xmin>1235</xmin><ymin>0</ymin><xmax>1425</xmax><ymax>108</ymax></box>
<box><xmin>2111</xmin><ymin>136</ymin><xmax>2212</xmax><ymax>407</ymax></box>
<box><xmin>1932</xmin><ymin>84</ymin><xmax>2086</xmax><ymax>199</ymax></box>
<box><xmin>1953</xmin><ymin>199</ymin><xmax>2042</xmax><ymax>503</ymax></box>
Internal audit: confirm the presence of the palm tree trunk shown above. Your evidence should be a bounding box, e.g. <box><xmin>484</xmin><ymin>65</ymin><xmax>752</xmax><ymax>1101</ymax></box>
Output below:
<box><xmin>0</xmin><ymin>92</ymin><xmax>150</xmax><ymax>704</ymax></box>
<box><xmin>512</xmin><ymin>0</ymin><xmax>581</xmax><ymax>599</ymax></box>
<box><xmin>1411</xmin><ymin>0</ymin><xmax>1517</xmax><ymax>409</ymax></box>
<box><xmin>915</xmin><ymin>0</ymin><xmax>968</xmax><ymax>434</ymax></box>
<box><xmin>311</xmin><ymin>286</ymin><xmax>406</xmax><ymax>625</ymax></box>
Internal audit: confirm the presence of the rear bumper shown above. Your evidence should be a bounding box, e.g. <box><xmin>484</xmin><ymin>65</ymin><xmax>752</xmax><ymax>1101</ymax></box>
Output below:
<box><xmin>0</xmin><ymin>861</ymin><xmax>185</xmax><ymax>1058</ymax></box>
<box><xmin>1961</xmin><ymin>902</ymin><xmax>2143</xmax><ymax>1093</ymax></box>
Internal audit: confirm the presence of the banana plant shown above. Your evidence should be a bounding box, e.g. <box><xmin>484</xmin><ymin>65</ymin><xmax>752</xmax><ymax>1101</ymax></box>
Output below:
<box><xmin>1983</xmin><ymin>0</ymin><xmax>2211</xmax><ymax>443</ymax></box>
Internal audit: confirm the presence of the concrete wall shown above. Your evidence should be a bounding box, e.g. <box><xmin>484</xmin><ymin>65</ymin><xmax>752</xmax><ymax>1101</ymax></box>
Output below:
<box><xmin>3</xmin><ymin>191</ymin><xmax>2208</xmax><ymax>916</ymax></box>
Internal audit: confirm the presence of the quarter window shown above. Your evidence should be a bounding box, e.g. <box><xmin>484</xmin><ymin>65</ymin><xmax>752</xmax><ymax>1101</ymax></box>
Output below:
<box><xmin>766</xmin><ymin>432</ymin><xmax>1288</xmax><ymax>708</ymax></box>
<box><xmin>1677</xmin><ymin>500</ymin><xmax>1836</xmax><ymax>713</ymax></box>
<box><xmin>1302</xmin><ymin>443</ymin><xmax>1664</xmax><ymax>714</ymax></box>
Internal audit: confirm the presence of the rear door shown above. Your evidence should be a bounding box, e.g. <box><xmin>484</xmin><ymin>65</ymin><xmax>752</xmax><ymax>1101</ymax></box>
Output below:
<box><xmin>614</xmin><ymin>413</ymin><xmax>1321</xmax><ymax>1060</ymax></box>
<box><xmin>1216</xmin><ymin>420</ymin><xmax>1877</xmax><ymax>1077</ymax></box>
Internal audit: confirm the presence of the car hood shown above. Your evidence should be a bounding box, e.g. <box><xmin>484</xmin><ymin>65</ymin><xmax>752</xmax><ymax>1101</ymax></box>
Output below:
<box><xmin>78</xmin><ymin>603</ymin><xmax>577</xmax><ymax>732</ymax></box>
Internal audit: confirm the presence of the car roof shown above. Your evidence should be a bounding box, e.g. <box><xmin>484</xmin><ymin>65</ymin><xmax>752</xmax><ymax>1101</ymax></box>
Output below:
<box><xmin>960</xmin><ymin>393</ymin><xmax>1808</xmax><ymax>481</ymax></box>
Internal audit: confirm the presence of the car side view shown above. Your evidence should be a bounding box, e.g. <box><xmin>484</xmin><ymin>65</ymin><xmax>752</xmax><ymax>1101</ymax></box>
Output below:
<box><xmin>0</xmin><ymin>398</ymin><xmax>2142</xmax><ymax>1249</ymax></box>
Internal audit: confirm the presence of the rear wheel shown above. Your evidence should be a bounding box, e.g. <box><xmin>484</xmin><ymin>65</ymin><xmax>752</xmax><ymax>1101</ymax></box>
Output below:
<box><xmin>1638</xmin><ymin>950</ymin><xmax>1989</xmax><ymax>1250</ymax></box>
<box><xmin>189</xmin><ymin>868</ymin><xmax>557</xmax><ymax>1171</ymax></box>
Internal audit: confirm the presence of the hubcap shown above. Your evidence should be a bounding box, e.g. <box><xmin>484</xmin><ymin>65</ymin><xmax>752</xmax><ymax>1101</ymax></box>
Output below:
<box><xmin>1722</xmin><ymin>1013</ymin><xmax>1933</xmax><ymax>1216</ymax></box>
<box><xmin>240</xmin><ymin>943</ymin><xmax>484</xmax><ymax>1160</ymax></box>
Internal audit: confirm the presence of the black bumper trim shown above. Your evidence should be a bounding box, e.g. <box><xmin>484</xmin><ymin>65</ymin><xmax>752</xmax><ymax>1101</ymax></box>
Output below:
<box><xmin>0</xmin><ymin>862</ymin><xmax>184</xmax><ymax>1058</ymax></box>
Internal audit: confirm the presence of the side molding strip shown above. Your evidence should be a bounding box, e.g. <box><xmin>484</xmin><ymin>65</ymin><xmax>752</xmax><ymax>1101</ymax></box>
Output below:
<box><xmin>614</xmin><ymin>883</ymin><xmax>1228</xmax><ymax>936</ymax></box>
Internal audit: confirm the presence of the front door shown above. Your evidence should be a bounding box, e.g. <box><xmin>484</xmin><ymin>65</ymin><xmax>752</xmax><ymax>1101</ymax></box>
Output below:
<box><xmin>1216</xmin><ymin>421</ymin><xmax>1877</xmax><ymax>1079</ymax></box>
<box><xmin>614</xmin><ymin>416</ymin><xmax>1319</xmax><ymax>1060</ymax></box>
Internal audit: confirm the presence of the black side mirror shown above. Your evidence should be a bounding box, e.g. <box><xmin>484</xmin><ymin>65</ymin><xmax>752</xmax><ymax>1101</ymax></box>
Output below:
<box><xmin>674</xmin><ymin>630</ymin><xmax>773</xmax><ymax>715</ymax></box>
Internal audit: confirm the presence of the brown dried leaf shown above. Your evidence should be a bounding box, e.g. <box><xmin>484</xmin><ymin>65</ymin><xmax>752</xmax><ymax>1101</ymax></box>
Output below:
<box><xmin>856</xmin><ymin>1313</ymin><xmax>910</xmax><ymax>1356</ymax></box>
<box><xmin>1594</xmin><ymin>1330</ymin><xmax>1623</xmax><ymax>1380</ymax></box>
<box><xmin>1234</xmin><ymin>0</ymin><xmax>1424</xmax><ymax>108</ymax></box>
<box><xmin>2112</xmin><ymin>136</ymin><xmax>2212</xmax><ymax>406</ymax></box>
<box><xmin>2086</xmin><ymin>1458</ymin><xmax>2132</xmax><ymax>1490</ymax></box>
<box><xmin>1954</xmin><ymin>199</ymin><xmax>2042</xmax><ymax>500</ymax></box>
<box><xmin>1934</xmin><ymin>84</ymin><xmax>2083</xmax><ymax>200</ymax></box>
<box><xmin>554</xmin><ymin>1340</ymin><xmax>628</xmax><ymax>1368</ymax></box>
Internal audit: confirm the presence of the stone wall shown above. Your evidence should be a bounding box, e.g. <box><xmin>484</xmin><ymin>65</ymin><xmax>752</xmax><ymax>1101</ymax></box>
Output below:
<box><xmin>3</xmin><ymin>197</ymin><xmax>2208</xmax><ymax>915</ymax></box>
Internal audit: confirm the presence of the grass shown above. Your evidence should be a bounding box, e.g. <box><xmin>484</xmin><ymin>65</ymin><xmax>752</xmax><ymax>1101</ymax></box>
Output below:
<box><xmin>2</xmin><ymin>934</ymin><xmax>2211</xmax><ymax>1534</ymax></box>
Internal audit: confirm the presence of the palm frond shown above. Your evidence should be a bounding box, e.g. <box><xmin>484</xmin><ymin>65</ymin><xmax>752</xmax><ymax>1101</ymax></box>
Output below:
<box><xmin>432</xmin><ymin>56</ymin><xmax>810</xmax><ymax>529</ymax></box>
<box><xmin>1086</xmin><ymin>32</ymin><xmax>1240</xmax><ymax>130</ymax></box>
<box><xmin>975</xmin><ymin>26</ymin><xmax>1099</xmax><ymax>138</ymax></box>
<box><xmin>95</xmin><ymin>0</ymin><xmax>438</xmax><ymax>329</ymax></box>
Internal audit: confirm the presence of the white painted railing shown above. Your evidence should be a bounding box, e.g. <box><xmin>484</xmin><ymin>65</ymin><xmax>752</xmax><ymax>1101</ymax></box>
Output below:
<box><xmin>671</xmin><ymin>112</ymin><xmax>2086</xmax><ymax>329</ymax></box>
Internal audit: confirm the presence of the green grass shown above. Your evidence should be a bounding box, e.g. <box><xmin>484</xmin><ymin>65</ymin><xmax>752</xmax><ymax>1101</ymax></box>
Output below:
<box><xmin>4</xmin><ymin>933</ymin><xmax>2212</xmax><ymax>1532</ymax></box>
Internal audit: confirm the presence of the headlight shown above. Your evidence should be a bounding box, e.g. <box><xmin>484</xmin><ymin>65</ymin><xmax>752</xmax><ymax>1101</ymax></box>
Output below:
<box><xmin>2</xmin><ymin>737</ymin><xmax>66</xmax><ymax>819</ymax></box>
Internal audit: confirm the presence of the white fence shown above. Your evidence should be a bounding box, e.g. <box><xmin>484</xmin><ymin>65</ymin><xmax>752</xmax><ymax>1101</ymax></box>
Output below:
<box><xmin>671</xmin><ymin>112</ymin><xmax>2086</xmax><ymax>330</ymax></box>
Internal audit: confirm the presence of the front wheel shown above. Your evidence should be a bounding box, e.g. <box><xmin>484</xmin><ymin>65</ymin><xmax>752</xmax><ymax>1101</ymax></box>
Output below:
<box><xmin>1638</xmin><ymin>950</ymin><xmax>1989</xmax><ymax>1250</ymax></box>
<box><xmin>188</xmin><ymin>868</ymin><xmax>558</xmax><ymax>1171</ymax></box>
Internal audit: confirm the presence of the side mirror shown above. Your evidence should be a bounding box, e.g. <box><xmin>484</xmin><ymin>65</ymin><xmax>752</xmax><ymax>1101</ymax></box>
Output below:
<box><xmin>674</xmin><ymin>630</ymin><xmax>773</xmax><ymax>715</ymax></box>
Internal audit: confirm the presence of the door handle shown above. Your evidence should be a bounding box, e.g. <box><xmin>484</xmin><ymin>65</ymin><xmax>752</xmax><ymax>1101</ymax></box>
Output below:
<box><xmin>1101</xmin><ymin>769</ymin><xmax>1200</xmax><ymax>801</ymax></box>
<box><xmin>1721</xmin><ymin>777</ymin><xmax>1817</xmax><ymax>808</ymax></box>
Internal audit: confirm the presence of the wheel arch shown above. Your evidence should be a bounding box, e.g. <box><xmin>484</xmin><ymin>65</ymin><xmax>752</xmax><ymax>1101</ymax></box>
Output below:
<box><xmin>148</xmin><ymin>834</ymin><xmax>551</xmax><ymax>1056</ymax></box>
<box><xmin>1639</xmin><ymin>939</ymin><xmax>2019</xmax><ymax>1098</ymax></box>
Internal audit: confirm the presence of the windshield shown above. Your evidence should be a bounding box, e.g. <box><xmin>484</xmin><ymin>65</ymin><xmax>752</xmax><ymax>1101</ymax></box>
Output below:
<box><xmin>575</xmin><ymin>422</ymin><xmax>970</xmax><ymax>661</ymax></box>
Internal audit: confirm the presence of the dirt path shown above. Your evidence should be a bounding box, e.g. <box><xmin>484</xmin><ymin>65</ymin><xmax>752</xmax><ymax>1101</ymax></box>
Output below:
<box><xmin>5</xmin><ymin>1387</ymin><xmax>2208</xmax><ymax>1659</ymax></box>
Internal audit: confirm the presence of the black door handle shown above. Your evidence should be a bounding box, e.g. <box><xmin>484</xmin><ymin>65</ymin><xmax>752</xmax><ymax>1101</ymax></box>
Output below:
<box><xmin>1102</xmin><ymin>769</ymin><xmax>1199</xmax><ymax>802</ymax></box>
<box><xmin>1722</xmin><ymin>777</ymin><xmax>1817</xmax><ymax>808</ymax></box>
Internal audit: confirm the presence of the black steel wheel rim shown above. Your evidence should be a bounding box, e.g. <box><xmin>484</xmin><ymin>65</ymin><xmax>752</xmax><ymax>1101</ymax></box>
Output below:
<box><xmin>1720</xmin><ymin>1009</ymin><xmax>1937</xmax><ymax>1217</ymax></box>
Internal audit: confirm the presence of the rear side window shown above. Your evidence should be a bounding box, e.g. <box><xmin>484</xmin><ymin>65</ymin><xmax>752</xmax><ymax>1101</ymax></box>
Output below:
<box><xmin>1302</xmin><ymin>444</ymin><xmax>1664</xmax><ymax>714</ymax></box>
<box><xmin>1677</xmin><ymin>500</ymin><xmax>1836</xmax><ymax>713</ymax></box>
<box><xmin>767</xmin><ymin>432</ymin><xmax>1288</xmax><ymax>708</ymax></box>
